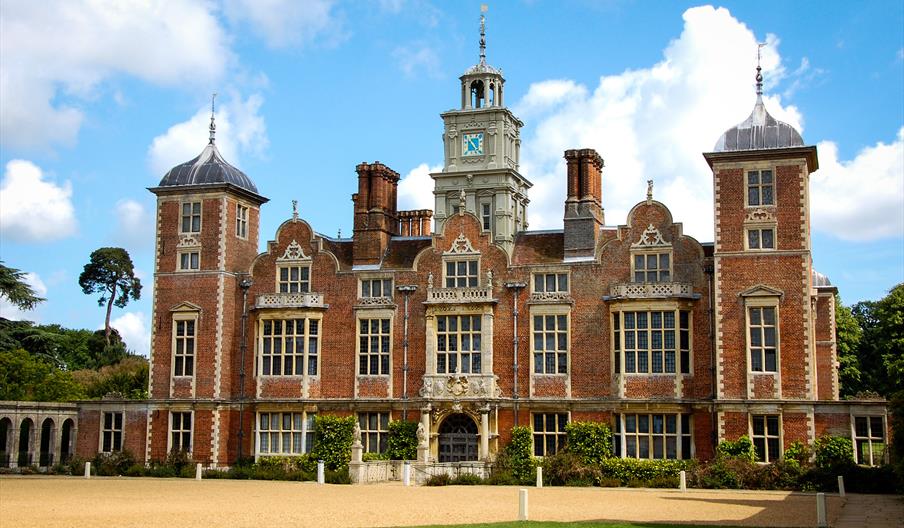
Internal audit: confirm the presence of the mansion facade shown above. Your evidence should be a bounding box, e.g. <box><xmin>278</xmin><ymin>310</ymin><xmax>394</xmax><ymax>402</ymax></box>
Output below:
<box><xmin>1</xmin><ymin>17</ymin><xmax>889</xmax><ymax>470</ymax></box>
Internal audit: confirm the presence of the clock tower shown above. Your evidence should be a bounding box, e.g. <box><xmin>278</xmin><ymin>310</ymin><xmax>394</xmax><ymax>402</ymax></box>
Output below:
<box><xmin>432</xmin><ymin>7</ymin><xmax>531</xmax><ymax>254</ymax></box>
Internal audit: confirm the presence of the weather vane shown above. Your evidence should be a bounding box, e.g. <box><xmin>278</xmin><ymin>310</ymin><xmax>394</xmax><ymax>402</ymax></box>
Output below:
<box><xmin>756</xmin><ymin>43</ymin><xmax>766</xmax><ymax>96</ymax></box>
<box><xmin>209</xmin><ymin>92</ymin><xmax>217</xmax><ymax>143</ymax></box>
<box><xmin>479</xmin><ymin>4</ymin><xmax>488</xmax><ymax>65</ymax></box>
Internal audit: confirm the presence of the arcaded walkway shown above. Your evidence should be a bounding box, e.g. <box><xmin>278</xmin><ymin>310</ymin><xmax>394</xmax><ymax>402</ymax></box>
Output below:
<box><xmin>0</xmin><ymin>476</ymin><xmax>884</xmax><ymax>527</ymax></box>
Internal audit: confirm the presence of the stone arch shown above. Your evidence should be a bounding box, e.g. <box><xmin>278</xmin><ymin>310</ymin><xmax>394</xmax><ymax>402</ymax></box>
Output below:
<box><xmin>18</xmin><ymin>418</ymin><xmax>34</xmax><ymax>467</ymax></box>
<box><xmin>60</xmin><ymin>419</ymin><xmax>75</xmax><ymax>464</ymax></box>
<box><xmin>437</xmin><ymin>413</ymin><xmax>478</xmax><ymax>462</ymax></box>
<box><xmin>39</xmin><ymin>417</ymin><xmax>55</xmax><ymax>467</ymax></box>
<box><xmin>0</xmin><ymin>417</ymin><xmax>11</xmax><ymax>467</ymax></box>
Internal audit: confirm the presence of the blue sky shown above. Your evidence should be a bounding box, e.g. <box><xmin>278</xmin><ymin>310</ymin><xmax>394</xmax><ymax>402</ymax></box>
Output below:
<box><xmin>1</xmin><ymin>0</ymin><xmax>902</xmax><ymax>356</ymax></box>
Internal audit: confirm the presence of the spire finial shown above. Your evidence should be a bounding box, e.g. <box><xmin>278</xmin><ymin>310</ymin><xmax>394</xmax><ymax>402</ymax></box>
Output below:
<box><xmin>755</xmin><ymin>43</ymin><xmax>765</xmax><ymax>96</ymax></box>
<box><xmin>646</xmin><ymin>179</ymin><xmax>654</xmax><ymax>202</ymax></box>
<box><xmin>209</xmin><ymin>92</ymin><xmax>217</xmax><ymax>144</ymax></box>
<box><xmin>479</xmin><ymin>4</ymin><xmax>488</xmax><ymax>66</ymax></box>
<box><xmin>292</xmin><ymin>199</ymin><xmax>298</xmax><ymax>221</ymax></box>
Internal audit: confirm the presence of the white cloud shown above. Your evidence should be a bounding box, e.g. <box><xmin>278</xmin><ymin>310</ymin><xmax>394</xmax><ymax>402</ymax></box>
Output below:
<box><xmin>0</xmin><ymin>160</ymin><xmax>77</xmax><ymax>242</ymax></box>
<box><xmin>398</xmin><ymin>163</ymin><xmax>441</xmax><ymax>211</ymax></box>
<box><xmin>0</xmin><ymin>271</ymin><xmax>47</xmax><ymax>322</ymax></box>
<box><xmin>514</xmin><ymin>6</ymin><xmax>805</xmax><ymax>239</ymax></box>
<box><xmin>223</xmin><ymin>0</ymin><xmax>344</xmax><ymax>49</ymax></box>
<box><xmin>393</xmin><ymin>43</ymin><xmax>443</xmax><ymax>78</ymax></box>
<box><xmin>811</xmin><ymin>129</ymin><xmax>904</xmax><ymax>241</ymax></box>
<box><xmin>108</xmin><ymin>311</ymin><xmax>151</xmax><ymax>357</ymax></box>
<box><xmin>0</xmin><ymin>0</ymin><xmax>231</xmax><ymax>150</ymax></box>
<box><xmin>112</xmin><ymin>198</ymin><xmax>154</xmax><ymax>250</ymax></box>
<box><xmin>147</xmin><ymin>93</ymin><xmax>269</xmax><ymax>178</ymax></box>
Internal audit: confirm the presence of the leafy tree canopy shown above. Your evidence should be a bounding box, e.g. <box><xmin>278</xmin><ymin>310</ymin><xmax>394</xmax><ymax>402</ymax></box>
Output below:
<box><xmin>0</xmin><ymin>261</ymin><xmax>44</xmax><ymax>311</ymax></box>
<box><xmin>78</xmin><ymin>247</ymin><xmax>142</xmax><ymax>344</ymax></box>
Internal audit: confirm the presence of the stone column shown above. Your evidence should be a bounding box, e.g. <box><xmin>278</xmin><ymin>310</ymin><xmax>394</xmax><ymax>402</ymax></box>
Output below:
<box><xmin>480</xmin><ymin>409</ymin><xmax>490</xmax><ymax>460</ymax></box>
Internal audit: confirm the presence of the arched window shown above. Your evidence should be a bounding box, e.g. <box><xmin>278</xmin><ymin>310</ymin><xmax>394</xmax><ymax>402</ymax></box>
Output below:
<box><xmin>470</xmin><ymin>80</ymin><xmax>485</xmax><ymax>109</ymax></box>
<box><xmin>39</xmin><ymin>418</ymin><xmax>54</xmax><ymax>467</ymax></box>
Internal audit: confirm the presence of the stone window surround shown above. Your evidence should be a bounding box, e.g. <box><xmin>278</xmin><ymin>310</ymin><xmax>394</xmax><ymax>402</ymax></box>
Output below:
<box><xmin>424</xmin><ymin>305</ymin><xmax>494</xmax><ymax>377</ymax></box>
<box><xmin>168</xmin><ymin>410</ymin><xmax>192</xmax><ymax>454</ymax></box>
<box><xmin>745</xmin><ymin>297</ymin><xmax>780</xmax><ymax>375</ymax></box>
<box><xmin>356</xmin><ymin>309</ymin><xmax>394</xmax><ymax>377</ymax></box>
<box><xmin>745</xmin><ymin>168</ymin><xmax>776</xmax><ymax>208</ymax></box>
<box><xmin>358</xmin><ymin>275</ymin><xmax>393</xmax><ymax>300</ymax></box>
<box><xmin>613</xmin><ymin>412</ymin><xmax>693</xmax><ymax>460</ymax></box>
<box><xmin>256</xmin><ymin>313</ymin><xmax>322</xmax><ymax>378</ymax></box>
<box><xmin>531</xmin><ymin>270</ymin><xmax>570</xmax><ymax>295</ymax></box>
<box><xmin>744</xmin><ymin>225</ymin><xmax>777</xmax><ymax>251</ymax></box>
<box><xmin>852</xmin><ymin>413</ymin><xmax>887</xmax><ymax>466</ymax></box>
<box><xmin>609</xmin><ymin>299</ymin><xmax>694</xmax><ymax>377</ymax></box>
<box><xmin>180</xmin><ymin>201</ymin><xmax>202</xmax><ymax>234</ymax></box>
<box><xmin>177</xmin><ymin>249</ymin><xmax>200</xmax><ymax>272</ymax></box>
<box><xmin>255</xmin><ymin>411</ymin><xmax>316</xmax><ymax>459</ymax></box>
<box><xmin>357</xmin><ymin>411</ymin><xmax>390</xmax><ymax>454</ymax></box>
<box><xmin>749</xmin><ymin>413</ymin><xmax>781</xmax><ymax>463</ymax></box>
<box><xmin>529</xmin><ymin>304</ymin><xmax>571</xmax><ymax>376</ymax></box>
<box><xmin>99</xmin><ymin>411</ymin><xmax>123</xmax><ymax>453</ymax></box>
<box><xmin>531</xmin><ymin>411</ymin><xmax>569</xmax><ymax>457</ymax></box>
<box><xmin>171</xmin><ymin>312</ymin><xmax>198</xmax><ymax>379</ymax></box>
<box><xmin>235</xmin><ymin>202</ymin><xmax>249</xmax><ymax>240</ymax></box>
<box><xmin>276</xmin><ymin>263</ymin><xmax>311</xmax><ymax>294</ymax></box>
<box><xmin>631</xmin><ymin>249</ymin><xmax>673</xmax><ymax>283</ymax></box>
<box><xmin>442</xmin><ymin>255</ymin><xmax>481</xmax><ymax>289</ymax></box>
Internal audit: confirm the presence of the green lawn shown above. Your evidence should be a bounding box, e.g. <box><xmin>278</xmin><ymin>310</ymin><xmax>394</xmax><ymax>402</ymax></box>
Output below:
<box><xmin>406</xmin><ymin>522</ymin><xmax>735</xmax><ymax>528</ymax></box>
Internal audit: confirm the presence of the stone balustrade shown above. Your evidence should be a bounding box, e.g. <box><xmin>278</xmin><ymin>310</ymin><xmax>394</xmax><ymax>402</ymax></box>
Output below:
<box><xmin>255</xmin><ymin>292</ymin><xmax>326</xmax><ymax>309</ymax></box>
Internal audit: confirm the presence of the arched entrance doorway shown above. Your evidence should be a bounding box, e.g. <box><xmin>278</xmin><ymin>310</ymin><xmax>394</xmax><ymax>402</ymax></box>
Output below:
<box><xmin>18</xmin><ymin>418</ymin><xmax>34</xmax><ymax>467</ymax></box>
<box><xmin>60</xmin><ymin>419</ymin><xmax>75</xmax><ymax>464</ymax></box>
<box><xmin>438</xmin><ymin>414</ymin><xmax>478</xmax><ymax>462</ymax></box>
<box><xmin>0</xmin><ymin>418</ymin><xmax>11</xmax><ymax>467</ymax></box>
<box><xmin>39</xmin><ymin>418</ymin><xmax>55</xmax><ymax>467</ymax></box>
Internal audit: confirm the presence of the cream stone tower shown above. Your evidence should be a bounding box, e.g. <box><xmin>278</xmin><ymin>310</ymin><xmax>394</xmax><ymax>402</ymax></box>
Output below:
<box><xmin>432</xmin><ymin>7</ymin><xmax>531</xmax><ymax>254</ymax></box>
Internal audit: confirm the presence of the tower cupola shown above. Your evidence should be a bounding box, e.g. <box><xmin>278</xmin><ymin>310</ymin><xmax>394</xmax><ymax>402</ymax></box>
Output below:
<box><xmin>459</xmin><ymin>6</ymin><xmax>505</xmax><ymax>109</ymax></box>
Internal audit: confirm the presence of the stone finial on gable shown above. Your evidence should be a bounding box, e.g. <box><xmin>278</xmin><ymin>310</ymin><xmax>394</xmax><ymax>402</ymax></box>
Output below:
<box><xmin>647</xmin><ymin>179</ymin><xmax>654</xmax><ymax>203</ymax></box>
<box><xmin>277</xmin><ymin>239</ymin><xmax>310</xmax><ymax>261</ymax></box>
<box><xmin>445</xmin><ymin>233</ymin><xmax>479</xmax><ymax>255</ymax></box>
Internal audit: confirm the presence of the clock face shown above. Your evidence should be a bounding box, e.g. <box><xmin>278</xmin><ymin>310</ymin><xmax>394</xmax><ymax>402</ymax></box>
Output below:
<box><xmin>462</xmin><ymin>132</ymin><xmax>484</xmax><ymax>156</ymax></box>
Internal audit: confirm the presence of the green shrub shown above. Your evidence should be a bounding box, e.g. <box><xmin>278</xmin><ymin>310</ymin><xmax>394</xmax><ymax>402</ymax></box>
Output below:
<box><xmin>451</xmin><ymin>473</ymin><xmax>483</xmax><ymax>485</ymax></box>
<box><xmin>484</xmin><ymin>471</ymin><xmax>517</xmax><ymax>485</ymax></box>
<box><xmin>541</xmin><ymin>451</ymin><xmax>600</xmax><ymax>486</ymax></box>
<box><xmin>311</xmin><ymin>415</ymin><xmax>355</xmax><ymax>471</ymax></box>
<box><xmin>255</xmin><ymin>454</ymin><xmax>316</xmax><ymax>473</ymax></box>
<box><xmin>565</xmin><ymin>421</ymin><xmax>613</xmax><ymax>466</ymax></box>
<box><xmin>691</xmin><ymin>457</ymin><xmax>759</xmax><ymax>489</ymax></box>
<box><xmin>598</xmin><ymin>458</ymin><xmax>694</xmax><ymax>485</ymax></box>
<box><xmin>362</xmin><ymin>452</ymin><xmax>390</xmax><ymax>462</ymax></box>
<box><xmin>716</xmin><ymin>436</ymin><xmax>756</xmax><ymax>462</ymax></box>
<box><xmin>783</xmin><ymin>441</ymin><xmax>812</xmax><ymax>466</ymax></box>
<box><xmin>123</xmin><ymin>464</ymin><xmax>147</xmax><ymax>477</ymax></box>
<box><xmin>814</xmin><ymin>436</ymin><xmax>854</xmax><ymax>469</ymax></box>
<box><xmin>505</xmin><ymin>426</ymin><xmax>536</xmax><ymax>482</ymax></box>
<box><xmin>424</xmin><ymin>473</ymin><xmax>451</xmax><ymax>486</ymax></box>
<box><xmin>387</xmin><ymin>420</ymin><xmax>418</xmax><ymax>460</ymax></box>
<box><xmin>93</xmin><ymin>450</ymin><xmax>136</xmax><ymax>476</ymax></box>
<box><xmin>325</xmin><ymin>469</ymin><xmax>351</xmax><ymax>484</ymax></box>
<box><xmin>597</xmin><ymin>476</ymin><xmax>621</xmax><ymax>487</ymax></box>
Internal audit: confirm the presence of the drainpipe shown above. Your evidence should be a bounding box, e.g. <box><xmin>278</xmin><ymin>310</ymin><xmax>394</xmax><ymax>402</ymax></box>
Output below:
<box><xmin>704</xmin><ymin>262</ymin><xmax>717</xmax><ymax>453</ymax></box>
<box><xmin>505</xmin><ymin>282</ymin><xmax>527</xmax><ymax>427</ymax></box>
<box><xmin>237</xmin><ymin>277</ymin><xmax>253</xmax><ymax>462</ymax></box>
<box><xmin>397</xmin><ymin>285</ymin><xmax>418</xmax><ymax>421</ymax></box>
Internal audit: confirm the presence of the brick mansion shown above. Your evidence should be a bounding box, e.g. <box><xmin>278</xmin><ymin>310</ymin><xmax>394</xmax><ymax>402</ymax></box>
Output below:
<box><xmin>1</xmin><ymin>16</ymin><xmax>889</xmax><ymax>470</ymax></box>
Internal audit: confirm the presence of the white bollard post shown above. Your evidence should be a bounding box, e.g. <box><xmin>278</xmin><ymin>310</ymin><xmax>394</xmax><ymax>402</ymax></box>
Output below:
<box><xmin>837</xmin><ymin>475</ymin><xmax>845</xmax><ymax>497</ymax></box>
<box><xmin>403</xmin><ymin>461</ymin><xmax>411</xmax><ymax>486</ymax></box>
<box><xmin>816</xmin><ymin>492</ymin><xmax>827</xmax><ymax>528</ymax></box>
<box><xmin>518</xmin><ymin>488</ymin><xmax>529</xmax><ymax>521</ymax></box>
<box><xmin>679</xmin><ymin>470</ymin><xmax>687</xmax><ymax>492</ymax></box>
<box><xmin>536</xmin><ymin>466</ymin><xmax>543</xmax><ymax>488</ymax></box>
<box><xmin>84</xmin><ymin>462</ymin><xmax>91</xmax><ymax>479</ymax></box>
<box><xmin>195</xmin><ymin>463</ymin><xmax>202</xmax><ymax>480</ymax></box>
<box><xmin>317</xmin><ymin>460</ymin><xmax>325</xmax><ymax>485</ymax></box>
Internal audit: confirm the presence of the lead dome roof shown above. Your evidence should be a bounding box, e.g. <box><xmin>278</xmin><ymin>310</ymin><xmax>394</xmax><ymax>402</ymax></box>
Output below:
<box><xmin>157</xmin><ymin>141</ymin><xmax>259</xmax><ymax>195</ymax></box>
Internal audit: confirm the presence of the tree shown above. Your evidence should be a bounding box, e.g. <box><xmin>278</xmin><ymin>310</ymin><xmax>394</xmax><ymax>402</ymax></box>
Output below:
<box><xmin>835</xmin><ymin>295</ymin><xmax>863</xmax><ymax>397</ymax></box>
<box><xmin>849</xmin><ymin>283</ymin><xmax>904</xmax><ymax>397</ymax></box>
<box><xmin>0</xmin><ymin>261</ymin><xmax>45</xmax><ymax>311</ymax></box>
<box><xmin>78</xmin><ymin>248</ymin><xmax>142</xmax><ymax>345</ymax></box>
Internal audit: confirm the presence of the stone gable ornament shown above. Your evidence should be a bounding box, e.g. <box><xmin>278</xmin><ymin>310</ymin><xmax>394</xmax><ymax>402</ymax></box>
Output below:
<box><xmin>444</xmin><ymin>233</ymin><xmax>478</xmax><ymax>255</ymax></box>
<box><xmin>459</xmin><ymin>189</ymin><xmax>466</xmax><ymax>214</ymax></box>
<box><xmin>277</xmin><ymin>239</ymin><xmax>310</xmax><ymax>261</ymax></box>
<box><xmin>647</xmin><ymin>179</ymin><xmax>654</xmax><ymax>202</ymax></box>
<box><xmin>632</xmin><ymin>224</ymin><xmax>670</xmax><ymax>248</ymax></box>
<box><xmin>416</xmin><ymin>422</ymin><xmax>427</xmax><ymax>446</ymax></box>
<box><xmin>428</xmin><ymin>272</ymin><xmax>434</xmax><ymax>289</ymax></box>
<box><xmin>292</xmin><ymin>199</ymin><xmax>298</xmax><ymax>221</ymax></box>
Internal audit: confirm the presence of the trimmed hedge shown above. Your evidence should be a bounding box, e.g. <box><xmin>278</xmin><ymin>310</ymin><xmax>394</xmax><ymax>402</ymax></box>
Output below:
<box><xmin>311</xmin><ymin>414</ymin><xmax>355</xmax><ymax>471</ymax></box>
<box><xmin>387</xmin><ymin>420</ymin><xmax>418</xmax><ymax>460</ymax></box>
<box><xmin>598</xmin><ymin>458</ymin><xmax>695</xmax><ymax>486</ymax></box>
<box><xmin>565</xmin><ymin>421</ymin><xmax>612</xmax><ymax>466</ymax></box>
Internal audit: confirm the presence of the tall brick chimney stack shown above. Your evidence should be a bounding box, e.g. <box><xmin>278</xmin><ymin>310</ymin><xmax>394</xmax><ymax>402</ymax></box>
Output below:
<box><xmin>352</xmin><ymin>161</ymin><xmax>401</xmax><ymax>266</ymax></box>
<box><xmin>397</xmin><ymin>209</ymin><xmax>433</xmax><ymax>236</ymax></box>
<box><xmin>563</xmin><ymin>148</ymin><xmax>604</xmax><ymax>260</ymax></box>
